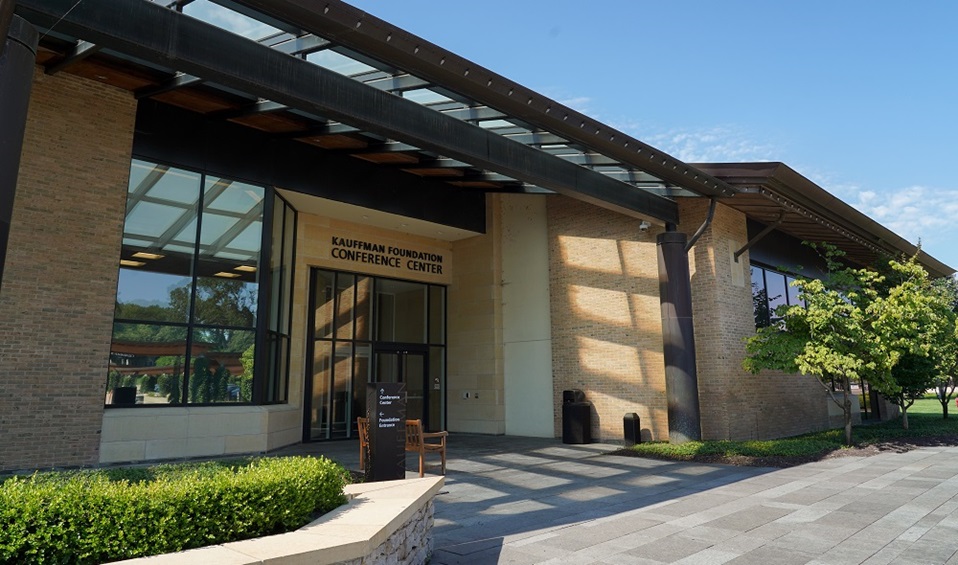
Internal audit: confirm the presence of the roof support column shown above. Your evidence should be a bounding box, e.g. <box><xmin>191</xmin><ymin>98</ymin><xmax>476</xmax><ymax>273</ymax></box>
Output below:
<box><xmin>657</xmin><ymin>227</ymin><xmax>702</xmax><ymax>442</ymax></box>
<box><xmin>0</xmin><ymin>13</ymin><xmax>38</xmax><ymax>294</ymax></box>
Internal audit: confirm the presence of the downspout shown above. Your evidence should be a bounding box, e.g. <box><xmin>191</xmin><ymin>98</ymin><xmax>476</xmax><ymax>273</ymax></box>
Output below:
<box><xmin>685</xmin><ymin>197</ymin><xmax>716</xmax><ymax>252</ymax></box>
<box><xmin>0</xmin><ymin>0</ymin><xmax>15</xmax><ymax>58</ymax></box>
<box><xmin>656</xmin><ymin>223</ymin><xmax>701</xmax><ymax>443</ymax></box>
<box><xmin>656</xmin><ymin>197</ymin><xmax>717</xmax><ymax>443</ymax></box>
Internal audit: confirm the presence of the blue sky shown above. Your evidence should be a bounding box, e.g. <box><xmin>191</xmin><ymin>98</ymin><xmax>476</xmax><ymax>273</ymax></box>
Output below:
<box><xmin>339</xmin><ymin>0</ymin><xmax>958</xmax><ymax>272</ymax></box>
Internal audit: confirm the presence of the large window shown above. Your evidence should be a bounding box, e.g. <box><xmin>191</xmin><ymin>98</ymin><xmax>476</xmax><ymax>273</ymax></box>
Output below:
<box><xmin>262</xmin><ymin>194</ymin><xmax>296</xmax><ymax>403</ymax></box>
<box><xmin>107</xmin><ymin>160</ymin><xmax>293</xmax><ymax>406</ymax></box>
<box><xmin>751</xmin><ymin>265</ymin><xmax>804</xmax><ymax>328</ymax></box>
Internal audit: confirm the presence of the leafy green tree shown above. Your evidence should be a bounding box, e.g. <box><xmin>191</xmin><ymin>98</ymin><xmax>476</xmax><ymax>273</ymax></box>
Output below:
<box><xmin>930</xmin><ymin>277</ymin><xmax>958</xmax><ymax>418</ymax></box>
<box><xmin>112</xmin><ymin>277</ymin><xmax>257</xmax><ymax>403</ymax></box>
<box><xmin>158</xmin><ymin>372</ymin><xmax>182</xmax><ymax>405</ymax></box>
<box><xmin>868</xmin><ymin>255</ymin><xmax>953</xmax><ymax>428</ymax></box>
<box><xmin>886</xmin><ymin>353</ymin><xmax>936</xmax><ymax>429</ymax></box>
<box><xmin>743</xmin><ymin>244</ymin><xmax>933</xmax><ymax>444</ymax></box>
<box><xmin>239</xmin><ymin>344</ymin><xmax>255</xmax><ymax>402</ymax></box>
<box><xmin>189</xmin><ymin>356</ymin><xmax>234</xmax><ymax>403</ymax></box>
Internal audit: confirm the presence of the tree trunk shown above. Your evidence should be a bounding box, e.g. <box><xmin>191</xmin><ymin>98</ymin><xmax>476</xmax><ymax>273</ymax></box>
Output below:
<box><xmin>842</xmin><ymin>376</ymin><xmax>853</xmax><ymax>446</ymax></box>
<box><xmin>902</xmin><ymin>407</ymin><xmax>909</xmax><ymax>430</ymax></box>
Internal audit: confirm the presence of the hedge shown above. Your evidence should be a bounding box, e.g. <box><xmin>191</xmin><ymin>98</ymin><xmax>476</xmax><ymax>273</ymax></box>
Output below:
<box><xmin>0</xmin><ymin>456</ymin><xmax>350</xmax><ymax>564</ymax></box>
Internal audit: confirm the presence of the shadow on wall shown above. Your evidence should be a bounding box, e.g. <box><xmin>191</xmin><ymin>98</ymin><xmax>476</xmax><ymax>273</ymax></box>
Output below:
<box><xmin>548</xmin><ymin>197</ymin><xmax>669</xmax><ymax>442</ymax></box>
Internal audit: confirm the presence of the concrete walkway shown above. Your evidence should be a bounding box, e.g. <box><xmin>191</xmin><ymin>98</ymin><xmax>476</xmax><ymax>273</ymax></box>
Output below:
<box><xmin>277</xmin><ymin>436</ymin><xmax>958</xmax><ymax>564</ymax></box>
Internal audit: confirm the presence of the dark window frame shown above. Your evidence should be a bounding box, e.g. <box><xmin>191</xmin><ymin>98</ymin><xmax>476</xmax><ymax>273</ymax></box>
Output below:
<box><xmin>107</xmin><ymin>158</ymin><xmax>295</xmax><ymax>407</ymax></box>
<box><xmin>751</xmin><ymin>263</ymin><xmax>805</xmax><ymax>329</ymax></box>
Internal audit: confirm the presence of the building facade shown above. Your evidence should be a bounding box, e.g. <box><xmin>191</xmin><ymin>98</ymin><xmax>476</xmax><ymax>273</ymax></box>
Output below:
<box><xmin>0</xmin><ymin>1</ymin><xmax>951</xmax><ymax>472</ymax></box>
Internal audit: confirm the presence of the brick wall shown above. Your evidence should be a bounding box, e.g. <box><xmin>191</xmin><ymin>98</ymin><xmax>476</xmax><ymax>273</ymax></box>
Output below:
<box><xmin>678</xmin><ymin>198</ymin><xmax>831</xmax><ymax>440</ymax></box>
<box><xmin>547</xmin><ymin>196</ymin><xmax>667</xmax><ymax>442</ymax></box>
<box><xmin>0</xmin><ymin>69</ymin><xmax>135</xmax><ymax>471</ymax></box>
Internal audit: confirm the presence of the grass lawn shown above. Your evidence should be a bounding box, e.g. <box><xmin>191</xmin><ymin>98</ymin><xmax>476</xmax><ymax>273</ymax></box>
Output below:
<box><xmin>621</xmin><ymin>397</ymin><xmax>958</xmax><ymax>466</ymax></box>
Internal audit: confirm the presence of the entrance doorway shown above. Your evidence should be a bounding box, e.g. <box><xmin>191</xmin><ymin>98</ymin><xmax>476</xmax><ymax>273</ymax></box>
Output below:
<box><xmin>305</xmin><ymin>269</ymin><xmax>445</xmax><ymax>441</ymax></box>
<box><xmin>375</xmin><ymin>346</ymin><xmax>428</xmax><ymax>427</ymax></box>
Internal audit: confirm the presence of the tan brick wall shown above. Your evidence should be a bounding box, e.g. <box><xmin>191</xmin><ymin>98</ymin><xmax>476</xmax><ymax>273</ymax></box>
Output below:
<box><xmin>0</xmin><ymin>69</ymin><xmax>135</xmax><ymax>471</ymax></box>
<box><xmin>446</xmin><ymin>195</ymin><xmax>505</xmax><ymax>434</ymax></box>
<box><xmin>679</xmin><ymin>198</ymin><xmax>831</xmax><ymax>440</ymax></box>
<box><xmin>547</xmin><ymin>196</ymin><xmax>667</xmax><ymax>442</ymax></box>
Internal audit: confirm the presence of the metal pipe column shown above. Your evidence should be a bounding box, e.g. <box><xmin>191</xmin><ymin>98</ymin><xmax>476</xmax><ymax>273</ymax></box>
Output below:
<box><xmin>0</xmin><ymin>14</ymin><xmax>38</xmax><ymax>293</ymax></box>
<box><xmin>657</xmin><ymin>229</ymin><xmax>702</xmax><ymax>442</ymax></box>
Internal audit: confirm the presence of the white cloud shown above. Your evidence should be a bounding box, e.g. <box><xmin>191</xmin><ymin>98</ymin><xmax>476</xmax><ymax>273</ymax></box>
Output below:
<box><xmin>612</xmin><ymin>125</ymin><xmax>779</xmax><ymax>164</ymax></box>
<box><xmin>833</xmin><ymin>183</ymin><xmax>958</xmax><ymax>266</ymax></box>
<box><xmin>556</xmin><ymin>96</ymin><xmax>593</xmax><ymax>114</ymax></box>
<box><xmin>186</xmin><ymin>4</ymin><xmax>276</xmax><ymax>39</ymax></box>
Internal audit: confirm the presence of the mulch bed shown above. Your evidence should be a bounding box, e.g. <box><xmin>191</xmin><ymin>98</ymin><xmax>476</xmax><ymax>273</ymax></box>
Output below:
<box><xmin>609</xmin><ymin>435</ymin><xmax>958</xmax><ymax>468</ymax></box>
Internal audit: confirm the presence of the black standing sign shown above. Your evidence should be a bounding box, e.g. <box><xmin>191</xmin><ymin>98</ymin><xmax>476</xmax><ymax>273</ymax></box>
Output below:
<box><xmin>365</xmin><ymin>382</ymin><xmax>406</xmax><ymax>482</ymax></box>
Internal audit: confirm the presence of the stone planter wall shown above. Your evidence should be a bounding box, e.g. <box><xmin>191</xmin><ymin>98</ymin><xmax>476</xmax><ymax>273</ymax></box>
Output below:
<box><xmin>118</xmin><ymin>476</ymin><xmax>444</xmax><ymax>565</ymax></box>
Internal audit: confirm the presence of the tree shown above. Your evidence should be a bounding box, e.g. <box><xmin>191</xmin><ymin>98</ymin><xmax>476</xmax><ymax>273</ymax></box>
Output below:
<box><xmin>886</xmin><ymin>353</ymin><xmax>936</xmax><ymax>429</ymax></box>
<box><xmin>239</xmin><ymin>344</ymin><xmax>255</xmax><ymax>402</ymax></box>
<box><xmin>744</xmin><ymin>245</ymin><xmax>885</xmax><ymax>445</ymax></box>
<box><xmin>868</xmin><ymin>255</ymin><xmax>953</xmax><ymax>428</ymax></box>
<box><xmin>743</xmin><ymin>245</ymin><xmax>938</xmax><ymax>444</ymax></box>
<box><xmin>931</xmin><ymin>277</ymin><xmax>958</xmax><ymax>418</ymax></box>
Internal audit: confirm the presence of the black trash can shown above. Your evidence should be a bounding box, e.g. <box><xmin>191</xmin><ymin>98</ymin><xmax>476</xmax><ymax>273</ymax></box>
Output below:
<box><xmin>623</xmin><ymin>413</ymin><xmax>641</xmax><ymax>447</ymax></box>
<box><xmin>111</xmin><ymin>386</ymin><xmax>137</xmax><ymax>405</ymax></box>
<box><xmin>562</xmin><ymin>390</ymin><xmax>591</xmax><ymax>444</ymax></box>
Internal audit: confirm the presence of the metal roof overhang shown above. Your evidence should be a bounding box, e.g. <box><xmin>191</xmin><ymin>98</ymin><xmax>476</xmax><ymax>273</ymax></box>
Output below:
<box><xmin>695</xmin><ymin>162</ymin><xmax>955</xmax><ymax>278</ymax></box>
<box><xmin>14</xmin><ymin>0</ymin><xmax>694</xmax><ymax>224</ymax></box>
<box><xmin>233</xmin><ymin>0</ymin><xmax>736</xmax><ymax>200</ymax></box>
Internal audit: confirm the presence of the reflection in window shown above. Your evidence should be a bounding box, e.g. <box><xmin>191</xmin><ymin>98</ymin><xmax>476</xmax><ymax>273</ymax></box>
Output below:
<box><xmin>308</xmin><ymin>270</ymin><xmax>445</xmax><ymax>440</ymax></box>
<box><xmin>107</xmin><ymin>324</ymin><xmax>187</xmax><ymax>406</ymax></box>
<box><xmin>109</xmin><ymin>160</ymin><xmax>265</xmax><ymax>405</ymax></box>
<box><xmin>751</xmin><ymin>265</ymin><xmax>805</xmax><ymax>328</ymax></box>
<box><xmin>375</xmin><ymin>279</ymin><xmax>427</xmax><ymax>343</ymax></box>
<box><xmin>263</xmin><ymin>194</ymin><xmax>296</xmax><ymax>403</ymax></box>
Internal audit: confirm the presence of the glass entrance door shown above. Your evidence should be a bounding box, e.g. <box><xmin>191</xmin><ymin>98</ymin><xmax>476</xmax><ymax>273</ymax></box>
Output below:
<box><xmin>375</xmin><ymin>348</ymin><xmax>428</xmax><ymax>429</ymax></box>
<box><xmin>306</xmin><ymin>268</ymin><xmax>445</xmax><ymax>441</ymax></box>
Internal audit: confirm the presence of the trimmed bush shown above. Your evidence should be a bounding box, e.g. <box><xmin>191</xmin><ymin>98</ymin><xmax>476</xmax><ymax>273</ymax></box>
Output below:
<box><xmin>0</xmin><ymin>456</ymin><xmax>349</xmax><ymax>564</ymax></box>
<box><xmin>626</xmin><ymin>398</ymin><xmax>958</xmax><ymax>463</ymax></box>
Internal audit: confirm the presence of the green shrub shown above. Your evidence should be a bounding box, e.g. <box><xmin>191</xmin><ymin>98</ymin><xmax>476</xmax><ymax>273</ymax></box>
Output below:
<box><xmin>627</xmin><ymin>398</ymin><xmax>958</xmax><ymax>463</ymax></box>
<box><xmin>0</xmin><ymin>456</ymin><xmax>349</xmax><ymax>564</ymax></box>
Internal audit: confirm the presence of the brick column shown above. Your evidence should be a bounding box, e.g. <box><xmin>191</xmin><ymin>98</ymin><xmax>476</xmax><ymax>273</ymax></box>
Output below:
<box><xmin>0</xmin><ymin>15</ymin><xmax>37</xmax><ymax>292</ymax></box>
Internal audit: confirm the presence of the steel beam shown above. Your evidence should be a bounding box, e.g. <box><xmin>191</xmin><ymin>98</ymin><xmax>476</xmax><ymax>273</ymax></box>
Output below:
<box><xmin>134</xmin><ymin>72</ymin><xmax>203</xmax><ymax>99</ymax></box>
<box><xmin>45</xmin><ymin>40</ymin><xmax>102</xmax><ymax>74</ymax></box>
<box><xmin>0</xmin><ymin>15</ymin><xmax>38</xmax><ymax>294</ymax></box>
<box><xmin>234</xmin><ymin>0</ymin><xmax>736</xmax><ymax>199</ymax></box>
<box><xmin>733</xmin><ymin>210</ymin><xmax>786</xmax><ymax>262</ymax></box>
<box><xmin>16</xmin><ymin>0</ymin><xmax>679</xmax><ymax>222</ymax></box>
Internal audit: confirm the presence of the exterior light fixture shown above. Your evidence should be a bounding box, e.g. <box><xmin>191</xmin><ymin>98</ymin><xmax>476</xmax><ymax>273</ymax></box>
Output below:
<box><xmin>131</xmin><ymin>252</ymin><xmax>164</xmax><ymax>260</ymax></box>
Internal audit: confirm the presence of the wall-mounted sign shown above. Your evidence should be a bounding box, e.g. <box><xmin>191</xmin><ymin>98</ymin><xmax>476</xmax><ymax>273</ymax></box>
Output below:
<box><xmin>330</xmin><ymin>236</ymin><xmax>444</xmax><ymax>274</ymax></box>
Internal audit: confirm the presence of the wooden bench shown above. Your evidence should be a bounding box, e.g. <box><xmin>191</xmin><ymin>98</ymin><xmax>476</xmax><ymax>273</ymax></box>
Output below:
<box><xmin>357</xmin><ymin>417</ymin><xmax>447</xmax><ymax>478</ymax></box>
<box><xmin>357</xmin><ymin>416</ymin><xmax>370</xmax><ymax>472</ymax></box>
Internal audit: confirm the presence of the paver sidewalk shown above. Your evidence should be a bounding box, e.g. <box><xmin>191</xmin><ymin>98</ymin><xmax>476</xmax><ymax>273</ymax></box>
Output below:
<box><xmin>425</xmin><ymin>438</ymin><xmax>958</xmax><ymax>565</ymax></box>
<box><xmin>278</xmin><ymin>435</ymin><xmax>958</xmax><ymax>564</ymax></box>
